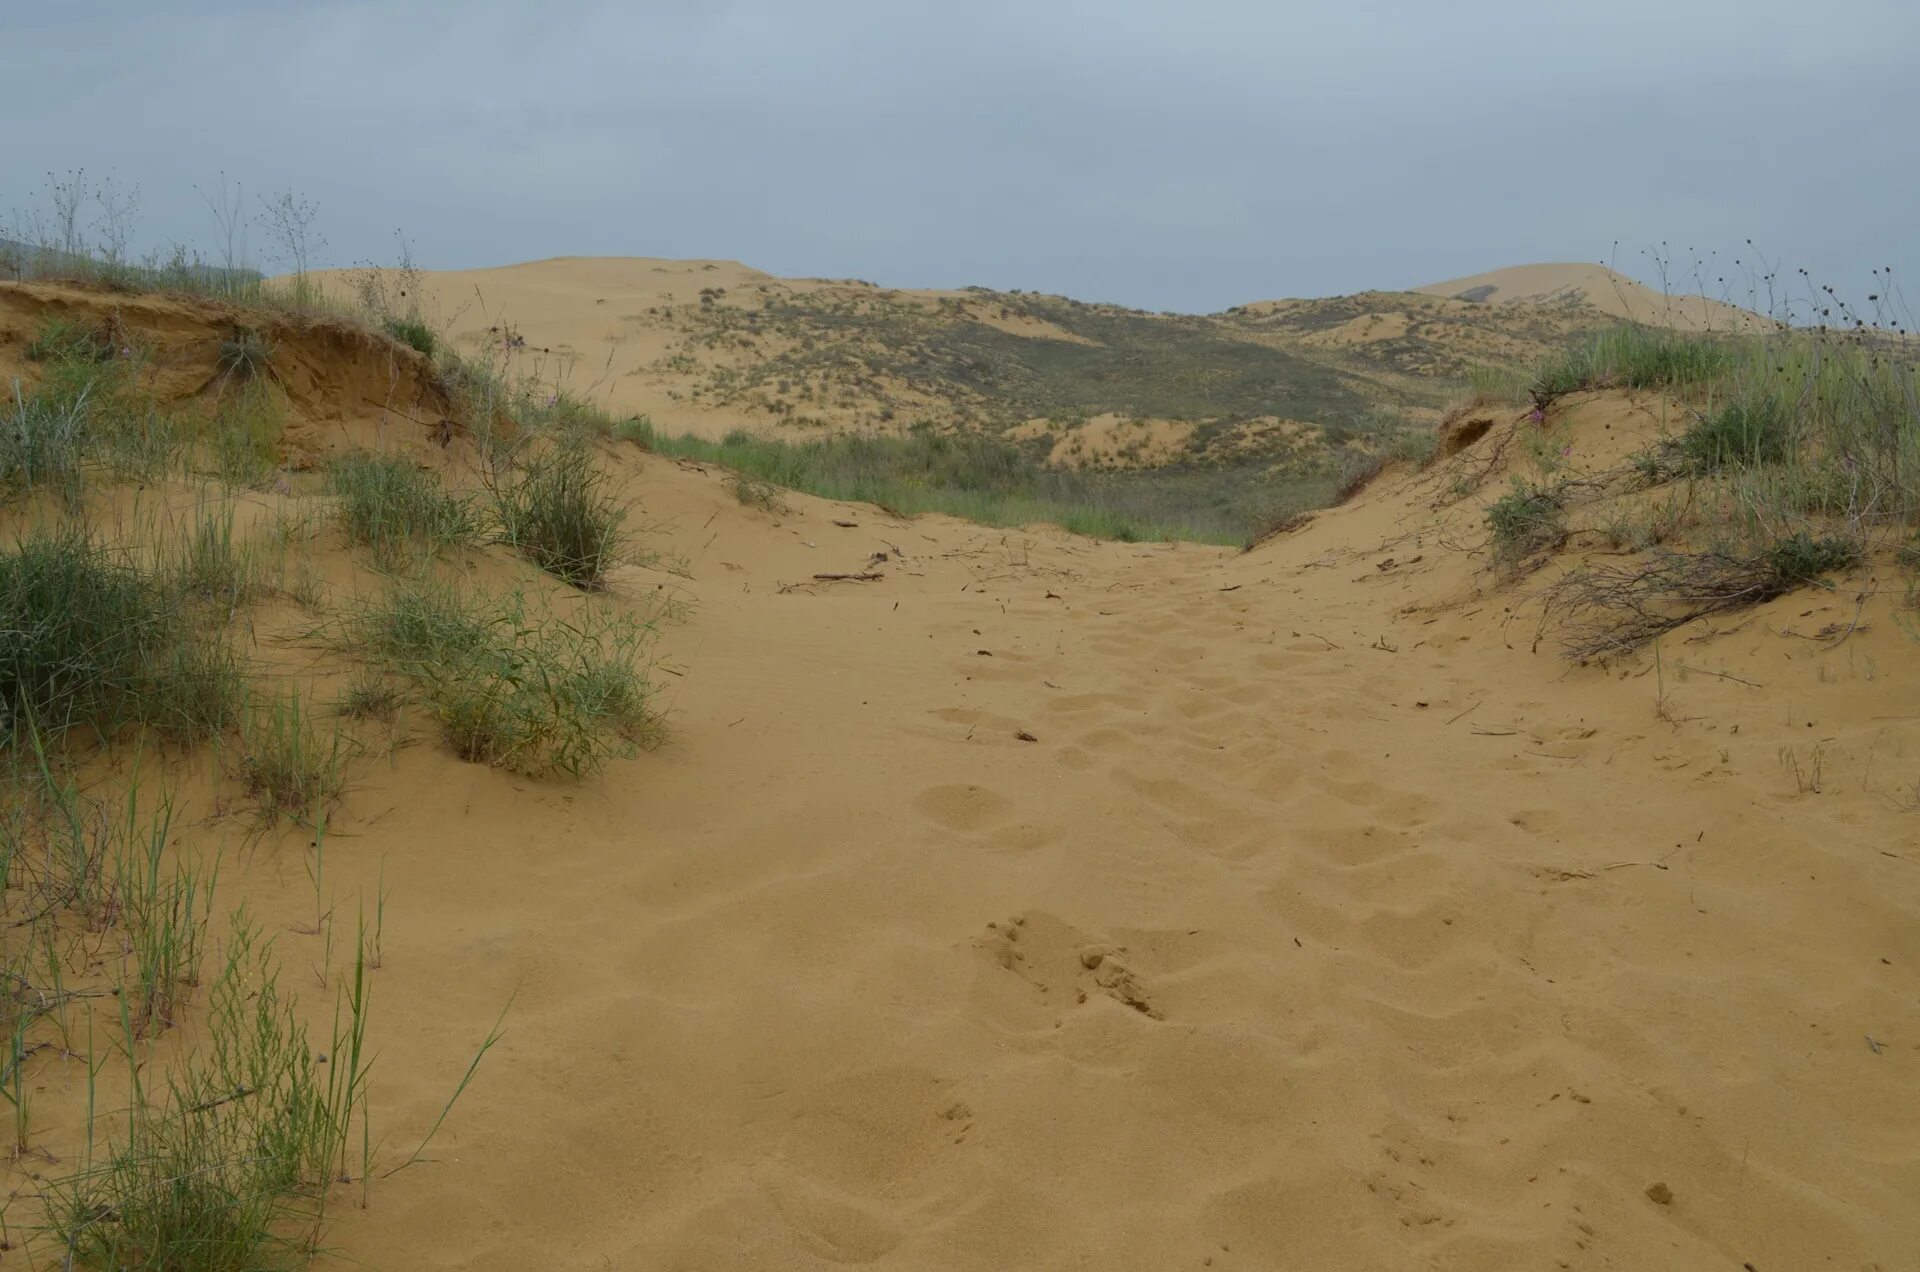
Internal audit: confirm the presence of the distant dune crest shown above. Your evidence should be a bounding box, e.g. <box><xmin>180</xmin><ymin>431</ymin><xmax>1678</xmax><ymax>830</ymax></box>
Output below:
<box><xmin>1413</xmin><ymin>262</ymin><xmax>1770</xmax><ymax>332</ymax></box>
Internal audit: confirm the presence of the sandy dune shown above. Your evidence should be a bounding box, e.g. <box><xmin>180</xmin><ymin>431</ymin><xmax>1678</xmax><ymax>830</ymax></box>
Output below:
<box><xmin>308</xmin><ymin>408</ymin><xmax>1911</xmax><ymax>1269</ymax></box>
<box><xmin>1</xmin><ymin>281</ymin><xmax>1913</xmax><ymax>1270</ymax></box>
<box><xmin>308</xmin><ymin>256</ymin><xmax>1766</xmax><ymax>459</ymax></box>
<box><xmin>1416</xmin><ymin>263</ymin><xmax>1771</xmax><ymax>332</ymax></box>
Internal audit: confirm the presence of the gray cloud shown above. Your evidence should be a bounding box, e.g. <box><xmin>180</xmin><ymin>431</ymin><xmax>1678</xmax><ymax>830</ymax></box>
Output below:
<box><xmin>5</xmin><ymin>0</ymin><xmax>1914</xmax><ymax>311</ymax></box>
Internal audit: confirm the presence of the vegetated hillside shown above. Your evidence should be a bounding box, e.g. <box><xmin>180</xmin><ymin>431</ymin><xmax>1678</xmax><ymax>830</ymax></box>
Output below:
<box><xmin>3</xmin><ymin>273</ymin><xmax>1915</xmax><ymax>1271</ymax></box>
<box><xmin>313</xmin><ymin>258</ymin><xmax>1660</xmax><ymax>468</ymax></box>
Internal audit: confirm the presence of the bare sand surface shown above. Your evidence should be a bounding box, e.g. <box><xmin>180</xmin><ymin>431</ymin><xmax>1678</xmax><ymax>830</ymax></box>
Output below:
<box><xmin>307</xmin><ymin>406</ymin><xmax>1914</xmax><ymax>1270</ymax></box>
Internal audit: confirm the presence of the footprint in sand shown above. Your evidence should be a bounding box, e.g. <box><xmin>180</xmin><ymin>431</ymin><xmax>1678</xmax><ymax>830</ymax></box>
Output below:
<box><xmin>972</xmin><ymin>912</ymin><xmax>1163</xmax><ymax>1025</ymax></box>
<box><xmin>912</xmin><ymin>782</ymin><xmax>1016</xmax><ymax>832</ymax></box>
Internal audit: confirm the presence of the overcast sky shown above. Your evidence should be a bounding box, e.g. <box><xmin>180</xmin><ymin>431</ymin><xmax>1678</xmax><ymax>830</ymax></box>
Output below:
<box><xmin>5</xmin><ymin>0</ymin><xmax>1914</xmax><ymax>312</ymax></box>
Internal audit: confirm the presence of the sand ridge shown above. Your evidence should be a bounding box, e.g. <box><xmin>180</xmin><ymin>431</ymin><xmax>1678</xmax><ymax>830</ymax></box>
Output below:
<box><xmin>1416</xmin><ymin>262</ymin><xmax>1772</xmax><ymax>333</ymax></box>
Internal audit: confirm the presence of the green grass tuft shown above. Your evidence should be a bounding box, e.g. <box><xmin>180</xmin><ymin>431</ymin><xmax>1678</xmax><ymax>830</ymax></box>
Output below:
<box><xmin>216</xmin><ymin>326</ymin><xmax>272</xmax><ymax>381</ymax></box>
<box><xmin>1</xmin><ymin>378</ymin><xmax>90</xmax><ymax>503</ymax></box>
<box><xmin>236</xmin><ymin>689</ymin><xmax>348</xmax><ymax>824</ymax></box>
<box><xmin>1535</xmin><ymin>325</ymin><xmax>1732</xmax><ymax>400</ymax></box>
<box><xmin>335</xmin><ymin>669</ymin><xmax>406</xmax><ymax>722</ymax></box>
<box><xmin>489</xmin><ymin>445</ymin><xmax>630</xmax><ymax>588</ymax></box>
<box><xmin>327</xmin><ymin>450</ymin><xmax>478</xmax><ymax>565</ymax></box>
<box><xmin>1678</xmin><ymin>397</ymin><xmax>1794</xmax><ymax>472</ymax></box>
<box><xmin>380</xmin><ymin>316</ymin><xmax>437</xmax><ymax>357</ymax></box>
<box><xmin>351</xmin><ymin>580</ymin><xmax>658</xmax><ymax>775</ymax></box>
<box><xmin>209</xmin><ymin>381</ymin><xmax>285</xmax><ymax>488</ymax></box>
<box><xmin>0</xmin><ymin>525</ymin><xmax>241</xmax><ymax>747</ymax></box>
<box><xmin>726</xmin><ymin>471</ymin><xmax>783</xmax><ymax>510</ymax></box>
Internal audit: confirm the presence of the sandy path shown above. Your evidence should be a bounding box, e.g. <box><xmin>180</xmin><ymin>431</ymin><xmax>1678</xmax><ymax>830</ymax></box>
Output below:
<box><xmin>281</xmin><ymin>444</ymin><xmax>1920</xmax><ymax>1272</ymax></box>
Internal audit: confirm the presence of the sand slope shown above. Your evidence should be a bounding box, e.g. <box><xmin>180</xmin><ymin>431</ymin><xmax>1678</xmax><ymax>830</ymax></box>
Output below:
<box><xmin>1416</xmin><ymin>263</ymin><xmax>1771</xmax><ymax>332</ymax></box>
<box><xmin>1</xmin><ymin>282</ymin><xmax>1912</xmax><ymax>1270</ymax></box>
<box><xmin>313</xmin><ymin>415</ymin><xmax>1913</xmax><ymax>1269</ymax></box>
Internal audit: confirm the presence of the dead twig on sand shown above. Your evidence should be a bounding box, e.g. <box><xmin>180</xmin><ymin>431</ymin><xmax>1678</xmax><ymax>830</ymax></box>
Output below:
<box><xmin>1538</xmin><ymin>542</ymin><xmax>1853</xmax><ymax>660</ymax></box>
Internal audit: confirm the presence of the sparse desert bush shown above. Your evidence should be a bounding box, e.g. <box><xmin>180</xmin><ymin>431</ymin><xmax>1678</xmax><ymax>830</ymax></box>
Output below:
<box><xmin>726</xmin><ymin>470</ymin><xmax>783</xmax><ymax>510</ymax></box>
<box><xmin>1487</xmin><ymin>479</ymin><xmax>1566</xmax><ymax>565</ymax></box>
<box><xmin>327</xmin><ymin>449</ymin><xmax>478</xmax><ymax>565</ymax></box>
<box><xmin>0</xmin><ymin>525</ymin><xmax>240</xmax><ymax>746</ymax></box>
<box><xmin>351</xmin><ymin>581</ymin><xmax>658</xmax><ymax>775</ymax></box>
<box><xmin>216</xmin><ymin>325</ymin><xmax>272</xmax><ymax>381</ymax></box>
<box><xmin>488</xmin><ymin>444</ymin><xmax>630</xmax><ymax>588</ymax></box>
<box><xmin>1543</xmin><ymin>534</ymin><xmax>1857</xmax><ymax>658</ymax></box>
<box><xmin>336</xmin><ymin>668</ymin><xmax>405</xmax><ymax>721</ymax></box>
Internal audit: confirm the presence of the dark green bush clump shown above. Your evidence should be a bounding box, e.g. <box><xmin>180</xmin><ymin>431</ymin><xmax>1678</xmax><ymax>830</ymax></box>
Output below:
<box><xmin>0</xmin><ymin>526</ymin><xmax>239</xmax><ymax>745</ymax></box>
<box><xmin>1762</xmin><ymin>531</ymin><xmax>1856</xmax><ymax>587</ymax></box>
<box><xmin>381</xmin><ymin>316</ymin><xmax>437</xmax><ymax>357</ymax></box>
<box><xmin>1679</xmin><ymin>397</ymin><xmax>1793</xmax><ymax>471</ymax></box>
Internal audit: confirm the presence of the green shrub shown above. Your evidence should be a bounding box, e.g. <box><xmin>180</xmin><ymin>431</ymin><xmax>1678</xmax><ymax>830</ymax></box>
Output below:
<box><xmin>1487</xmin><ymin>480</ymin><xmax>1566</xmax><ymax>565</ymax></box>
<box><xmin>327</xmin><ymin>450</ymin><xmax>478</xmax><ymax>564</ymax></box>
<box><xmin>381</xmin><ymin>316</ymin><xmax>437</xmax><ymax>357</ymax></box>
<box><xmin>1679</xmin><ymin>397</ymin><xmax>1793</xmax><ymax>471</ymax></box>
<box><xmin>1763</xmin><ymin>531</ymin><xmax>1856</xmax><ymax>587</ymax></box>
<box><xmin>0</xmin><ymin>526</ymin><xmax>240</xmax><ymax>746</ymax></box>
<box><xmin>489</xmin><ymin>445</ymin><xmax>629</xmax><ymax>588</ymax></box>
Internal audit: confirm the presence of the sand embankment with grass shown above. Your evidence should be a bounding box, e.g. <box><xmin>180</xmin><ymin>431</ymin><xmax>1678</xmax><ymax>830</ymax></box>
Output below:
<box><xmin>2</xmin><ymin>280</ymin><xmax>1914</xmax><ymax>1270</ymax></box>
